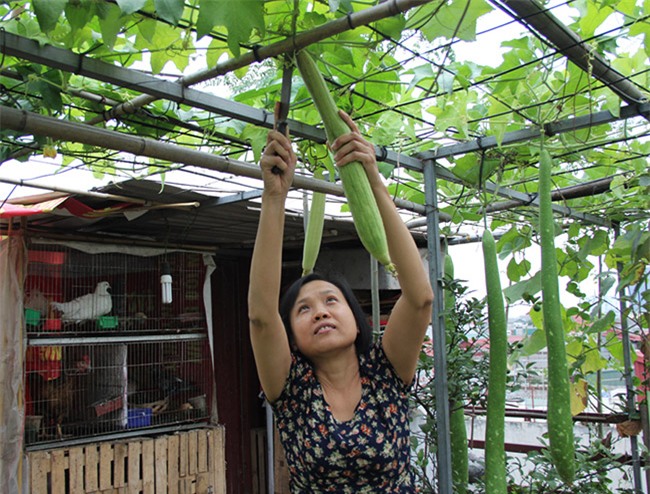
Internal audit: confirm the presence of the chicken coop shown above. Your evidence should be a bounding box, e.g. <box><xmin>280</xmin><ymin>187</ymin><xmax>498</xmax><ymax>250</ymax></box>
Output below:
<box><xmin>23</xmin><ymin>244</ymin><xmax>215</xmax><ymax>448</ymax></box>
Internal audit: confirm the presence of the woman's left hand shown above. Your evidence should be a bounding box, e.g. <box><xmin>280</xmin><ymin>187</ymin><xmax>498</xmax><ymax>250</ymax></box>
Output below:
<box><xmin>331</xmin><ymin>110</ymin><xmax>378</xmax><ymax>178</ymax></box>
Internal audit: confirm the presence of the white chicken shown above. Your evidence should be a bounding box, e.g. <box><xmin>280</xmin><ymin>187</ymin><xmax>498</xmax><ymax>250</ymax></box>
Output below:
<box><xmin>51</xmin><ymin>281</ymin><xmax>113</xmax><ymax>322</ymax></box>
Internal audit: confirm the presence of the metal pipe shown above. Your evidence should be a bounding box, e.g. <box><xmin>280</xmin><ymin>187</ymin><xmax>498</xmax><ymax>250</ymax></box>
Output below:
<box><xmin>265</xmin><ymin>401</ymin><xmax>275</xmax><ymax>494</ymax></box>
<box><xmin>26</xmin><ymin>333</ymin><xmax>206</xmax><ymax>346</ymax></box>
<box><xmin>370</xmin><ymin>255</ymin><xmax>380</xmax><ymax>333</ymax></box>
<box><xmin>614</xmin><ymin>223</ymin><xmax>644</xmax><ymax>493</ymax></box>
<box><xmin>424</xmin><ymin>158</ymin><xmax>453</xmax><ymax>494</ymax></box>
<box><xmin>496</xmin><ymin>0</ymin><xmax>648</xmax><ymax>108</ymax></box>
<box><xmin>0</xmin><ymin>106</ymin><xmax>430</xmax><ymax>216</ymax></box>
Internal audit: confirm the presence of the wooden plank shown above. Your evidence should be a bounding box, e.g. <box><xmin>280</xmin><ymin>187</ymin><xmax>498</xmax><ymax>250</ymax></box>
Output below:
<box><xmin>196</xmin><ymin>471</ymin><xmax>210</xmax><ymax>494</ymax></box>
<box><xmin>85</xmin><ymin>444</ymin><xmax>99</xmax><ymax>492</ymax></box>
<box><xmin>154</xmin><ymin>436</ymin><xmax>168</xmax><ymax>493</ymax></box>
<box><xmin>179</xmin><ymin>432</ymin><xmax>188</xmax><ymax>478</ymax></box>
<box><xmin>142</xmin><ymin>439</ymin><xmax>155</xmax><ymax>494</ymax></box>
<box><xmin>207</xmin><ymin>429</ymin><xmax>216</xmax><ymax>490</ymax></box>
<box><xmin>197</xmin><ymin>430</ymin><xmax>208</xmax><ymax>473</ymax></box>
<box><xmin>179</xmin><ymin>477</ymin><xmax>192</xmax><ymax>494</ymax></box>
<box><xmin>29</xmin><ymin>451</ymin><xmax>50</xmax><ymax>494</ymax></box>
<box><xmin>250</xmin><ymin>430</ymin><xmax>260</xmax><ymax>494</ymax></box>
<box><xmin>99</xmin><ymin>442</ymin><xmax>114</xmax><ymax>490</ymax></box>
<box><xmin>50</xmin><ymin>449</ymin><xmax>67</xmax><ymax>494</ymax></box>
<box><xmin>114</xmin><ymin>442</ymin><xmax>128</xmax><ymax>488</ymax></box>
<box><xmin>212</xmin><ymin>427</ymin><xmax>226</xmax><ymax>494</ymax></box>
<box><xmin>188</xmin><ymin>430</ymin><xmax>198</xmax><ymax>476</ymax></box>
<box><xmin>274</xmin><ymin>427</ymin><xmax>291</xmax><ymax>494</ymax></box>
<box><xmin>68</xmin><ymin>446</ymin><xmax>85</xmax><ymax>493</ymax></box>
<box><xmin>128</xmin><ymin>441</ymin><xmax>142</xmax><ymax>493</ymax></box>
<box><xmin>167</xmin><ymin>434</ymin><xmax>180</xmax><ymax>494</ymax></box>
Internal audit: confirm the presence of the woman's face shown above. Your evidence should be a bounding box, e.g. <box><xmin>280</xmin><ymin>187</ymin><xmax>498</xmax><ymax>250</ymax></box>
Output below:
<box><xmin>289</xmin><ymin>280</ymin><xmax>358</xmax><ymax>358</ymax></box>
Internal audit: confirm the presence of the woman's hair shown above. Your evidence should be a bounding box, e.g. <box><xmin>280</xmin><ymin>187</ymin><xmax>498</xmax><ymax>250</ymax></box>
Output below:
<box><xmin>279</xmin><ymin>272</ymin><xmax>373</xmax><ymax>354</ymax></box>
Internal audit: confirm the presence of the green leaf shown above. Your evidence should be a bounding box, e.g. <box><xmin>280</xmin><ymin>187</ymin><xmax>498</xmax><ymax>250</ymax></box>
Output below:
<box><xmin>98</xmin><ymin>4</ymin><xmax>124</xmax><ymax>50</ymax></box>
<box><xmin>596</xmin><ymin>273</ymin><xmax>616</xmax><ymax>299</ymax></box>
<box><xmin>407</xmin><ymin>64</ymin><xmax>435</xmax><ymax>92</ymax></box>
<box><xmin>606</xmin><ymin>338</ymin><xmax>625</xmax><ymax>367</ymax></box>
<box><xmin>328</xmin><ymin>0</ymin><xmax>355</xmax><ymax>12</ymax></box>
<box><xmin>322</xmin><ymin>45</ymin><xmax>355</xmax><ymax>68</ymax></box>
<box><xmin>503</xmin><ymin>271</ymin><xmax>542</xmax><ymax>303</ymax></box>
<box><xmin>373</xmin><ymin>14</ymin><xmax>406</xmax><ymax>40</ymax></box>
<box><xmin>419</xmin><ymin>0</ymin><xmax>492</xmax><ymax>42</ymax></box>
<box><xmin>155</xmin><ymin>0</ymin><xmax>184</xmax><ymax>25</ymax></box>
<box><xmin>241</xmin><ymin>125</ymin><xmax>267</xmax><ymax>163</ymax></box>
<box><xmin>65</xmin><ymin>1</ymin><xmax>94</xmax><ymax>34</ymax></box>
<box><xmin>137</xmin><ymin>17</ymin><xmax>157</xmax><ymax>44</ymax></box>
<box><xmin>116</xmin><ymin>0</ymin><xmax>147</xmax><ymax>15</ymax></box>
<box><xmin>581</xmin><ymin>346</ymin><xmax>608</xmax><ymax>375</ymax></box>
<box><xmin>516</xmin><ymin>328</ymin><xmax>547</xmax><ymax>357</ymax></box>
<box><xmin>197</xmin><ymin>0</ymin><xmax>264</xmax><ymax>56</ymax></box>
<box><xmin>506</xmin><ymin>257</ymin><xmax>531</xmax><ymax>283</ymax></box>
<box><xmin>577</xmin><ymin>1</ymin><xmax>613</xmax><ymax>38</ymax></box>
<box><xmin>577</xmin><ymin>229</ymin><xmax>610</xmax><ymax>257</ymax></box>
<box><xmin>372</xmin><ymin>111</ymin><xmax>402</xmax><ymax>146</ymax></box>
<box><xmin>488</xmin><ymin>97</ymin><xmax>509</xmax><ymax>146</ymax></box>
<box><xmin>449</xmin><ymin>153</ymin><xmax>499</xmax><ymax>186</ymax></box>
<box><xmin>32</xmin><ymin>0</ymin><xmax>67</xmax><ymax>33</ymax></box>
<box><xmin>586</xmin><ymin>311</ymin><xmax>616</xmax><ymax>335</ymax></box>
<box><xmin>149</xmin><ymin>23</ymin><xmax>181</xmax><ymax>74</ymax></box>
<box><xmin>496</xmin><ymin>226</ymin><xmax>532</xmax><ymax>257</ymax></box>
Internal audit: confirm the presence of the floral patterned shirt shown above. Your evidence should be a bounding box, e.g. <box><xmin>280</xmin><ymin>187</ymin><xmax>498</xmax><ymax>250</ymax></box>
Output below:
<box><xmin>271</xmin><ymin>339</ymin><xmax>416</xmax><ymax>493</ymax></box>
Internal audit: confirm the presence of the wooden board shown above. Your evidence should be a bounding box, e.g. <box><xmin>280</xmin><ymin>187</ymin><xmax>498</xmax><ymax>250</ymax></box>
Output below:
<box><xmin>27</xmin><ymin>427</ymin><xmax>226</xmax><ymax>494</ymax></box>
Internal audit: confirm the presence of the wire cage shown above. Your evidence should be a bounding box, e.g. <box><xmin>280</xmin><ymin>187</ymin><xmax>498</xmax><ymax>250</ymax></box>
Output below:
<box><xmin>23</xmin><ymin>245</ymin><xmax>213</xmax><ymax>448</ymax></box>
<box><xmin>24</xmin><ymin>247</ymin><xmax>207</xmax><ymax>334</ymax></box>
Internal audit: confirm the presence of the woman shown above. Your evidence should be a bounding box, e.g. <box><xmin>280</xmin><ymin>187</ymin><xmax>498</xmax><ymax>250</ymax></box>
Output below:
<box><xmin>248</xmin><ymin>110</ymin><xmax>434</xmax><ymax>492</ymax></box>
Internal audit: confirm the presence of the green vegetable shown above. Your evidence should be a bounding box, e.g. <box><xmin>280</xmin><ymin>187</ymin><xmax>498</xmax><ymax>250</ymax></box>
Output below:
<box><xmin>482</xmin><ymin>229</ymin><xmax>507</xmax><ymax>494</ymax></box>
<box><xmin>302</xmin><ymin>168</ymin><xmax>327</xmax><ymax>276</ymax></box>
<box><xmin>539</xmin><ymin>147</ymin><xmax>576</xmax><ymax>484</ymax></box>
<box><xmin>295</xmin><ymin>49</ymin><xmax>395</xmax><ymax>274</ymax></box>
<box><xmin>445</xmin><ymin>255</ymin><xmax>468</xmax><ymax>494</ymax></box>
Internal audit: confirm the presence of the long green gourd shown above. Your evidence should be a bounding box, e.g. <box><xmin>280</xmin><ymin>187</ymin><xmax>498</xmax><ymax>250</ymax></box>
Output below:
<box><xmin>539</xmin><ymin>147</ymin><xmax>576</xmax><ymax>484</ymax></box>
<box><xmin>302</xmin><ymin>168</ymin><xmax>326</xmax><ymax>276</ymax></box>
<box><xmin>482</xmin><ymin>229</ymin><xmax>507</xmax><ymax>494</ymax></box>
<box><xmin>445</xmin><ymin>254</ymin><xmax>469</xmax><ymax>494</ymax></box>
<box><xmin>295</xmin><ymin>50</ymin><xmax>396</xmax><ymax>275</ymax></box>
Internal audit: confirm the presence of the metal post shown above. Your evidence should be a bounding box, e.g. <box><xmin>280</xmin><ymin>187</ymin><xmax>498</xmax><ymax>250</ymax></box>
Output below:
<box><xmin>370</xmin><ymin>256</ymin><xmax>380</xmax><ymax>333</ymax></box>
<box><xmin>265</xmin><ymin>401</ymin><xmax>275</xmax><ymax>494</ymax></box>
<box><xmin>614</xmin><ymin>224</ymin><xmax>644</xmax><ymax>493</ymax></box>
<box><xmin>424</xmin><ymin>159</ymin><xmax>453</xmax><ymax>493</ymax></box>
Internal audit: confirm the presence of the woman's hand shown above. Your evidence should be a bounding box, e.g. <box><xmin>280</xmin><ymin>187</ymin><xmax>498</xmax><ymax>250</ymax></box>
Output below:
<box><xmin>260</xmin><ymin>130</ymin><xmax>297</xmax><ymax>196</ymax></box>
<box><xmin>330</xmin><ymin>110</ymin><xmax>379</xmax><ymax>182</ymax></box>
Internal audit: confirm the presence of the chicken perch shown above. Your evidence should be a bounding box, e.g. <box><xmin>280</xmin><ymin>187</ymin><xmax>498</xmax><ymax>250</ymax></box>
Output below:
<box><xmin>51</xmin><ymin>281</ymin><xmax>113</xmax><ymax>322</ymax></box>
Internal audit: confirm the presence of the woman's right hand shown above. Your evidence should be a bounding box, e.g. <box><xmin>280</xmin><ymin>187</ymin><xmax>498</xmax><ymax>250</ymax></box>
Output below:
<box><xmin>260</xmin><ymin>130</ymin><xmax>297</xmax><ymax>196</ymax></box>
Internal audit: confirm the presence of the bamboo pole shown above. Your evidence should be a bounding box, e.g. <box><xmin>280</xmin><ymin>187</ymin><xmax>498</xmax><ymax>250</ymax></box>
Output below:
<box><xmin>86</xmin><ymin>0</ymin><xmax>433</xmax><ymax>125</ymax></box>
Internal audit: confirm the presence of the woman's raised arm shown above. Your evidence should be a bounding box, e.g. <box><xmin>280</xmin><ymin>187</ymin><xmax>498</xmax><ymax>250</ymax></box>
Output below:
<box><xmin>331</xmin><ymin>111</ymin><xmax>434</xmax><ymax>385</ymax></box>
<box><xmin>248</xmin><ymin>130</ymin><xmax>297</xmax><ymax>403</ymax></box>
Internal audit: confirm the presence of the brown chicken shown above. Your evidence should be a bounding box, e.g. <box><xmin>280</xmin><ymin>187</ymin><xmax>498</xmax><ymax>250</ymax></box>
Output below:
<box><xmin>27</xmin><ymin>355</ymin><xmax>91</xmax><ymax>440</ymax></box>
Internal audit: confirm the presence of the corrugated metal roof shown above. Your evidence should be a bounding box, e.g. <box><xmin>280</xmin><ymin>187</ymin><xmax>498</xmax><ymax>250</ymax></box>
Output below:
<box><xmin>1</xmin><ymin>179</ymin><xmax>364</xmax><ymax>256</ymax></box>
